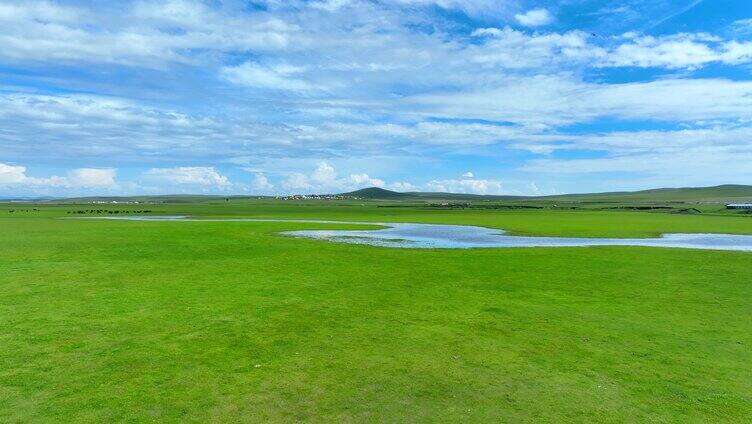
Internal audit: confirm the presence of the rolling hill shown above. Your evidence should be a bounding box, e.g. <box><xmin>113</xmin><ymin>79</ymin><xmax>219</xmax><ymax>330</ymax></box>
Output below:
<box><xmin>340</xmin><ymin>187</ymin><xmax>412</xmax><ymax>199</ymax></box>
<box><xmin>339</xmin><ymin>184</ymin><xmax>752</xmax><ymax>203</ymax></box>
<box><xmin>538</xmin><ymin>184</ymin><xmax>752</xmax><ymax>203</ymax></box>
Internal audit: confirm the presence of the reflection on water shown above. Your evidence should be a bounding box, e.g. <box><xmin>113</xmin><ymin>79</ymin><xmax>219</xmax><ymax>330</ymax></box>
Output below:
<box><xmin>83</xmin><ymin>216</ymin><xmax>752</xmax><ymax>251</ymax></box>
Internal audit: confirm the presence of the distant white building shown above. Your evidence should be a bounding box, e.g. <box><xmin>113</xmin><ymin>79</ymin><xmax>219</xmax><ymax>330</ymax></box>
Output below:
<box><xmin>726</xmin><ymin>204</ymin><xmax>752</xmax><ymax>209</ymax></box>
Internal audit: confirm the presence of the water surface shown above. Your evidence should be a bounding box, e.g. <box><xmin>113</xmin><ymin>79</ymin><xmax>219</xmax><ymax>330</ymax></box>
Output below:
<box><xmin>285</xmin><ymin>223</ymin><xmax>752</xmax><ymax>251</ymax></box>
<box><xmin>83</xmin><ymin>216</ymin><xmax>752</xmax><ymax>251</ymax></box>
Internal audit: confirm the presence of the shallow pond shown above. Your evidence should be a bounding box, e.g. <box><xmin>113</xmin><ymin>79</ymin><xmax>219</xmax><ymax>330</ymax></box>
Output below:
<box><xmin>84</xmin><ymin>216</ymin><xmax>752</xmax><ymax>251</ymax></box>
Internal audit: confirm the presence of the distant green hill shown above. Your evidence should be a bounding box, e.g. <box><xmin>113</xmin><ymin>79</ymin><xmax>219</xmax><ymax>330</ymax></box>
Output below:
<box><xmin>539</xmin><ymin>185</ymin><xmax>752</xmax><ymax>203</ymax></box>
<box><xmin>337</xmin><ymin>185</ymin><xmax>752</xmax><ymax>203</ymax></box>
<box><xmin>340</xmin><ymin>187</ymin><xmax>411</xmax><ymax>199</ymax></box>
<box><xmin>340</xmin><ymin>188</ymin><xmax>523</xmax><ymax>201</ymax></box>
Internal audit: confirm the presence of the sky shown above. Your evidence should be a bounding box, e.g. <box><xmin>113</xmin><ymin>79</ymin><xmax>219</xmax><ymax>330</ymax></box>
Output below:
<box><xmin>1</xmin><ymin>0</ymin><xmax>752</xmax><ymax>197</ymax></box>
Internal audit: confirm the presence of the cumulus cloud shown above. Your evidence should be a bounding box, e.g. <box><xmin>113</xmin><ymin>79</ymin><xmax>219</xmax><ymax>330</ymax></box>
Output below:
<box><xmin>142</xmin><ymin>167</ymin><xmax>231</xmax><ymax>189</ymax></box>
<box><xmin>389</xmin><ymin>181</ymin><xmax>418</xmax><ymax>192</ymax></box>
<box><xmin>0</xmin><ymin>163</ymin><xmax>33</xmax><ymax>185</ymax></box>
<box><xmin>253</xmin><ymin>173</ymin><xmax>274</xmax><ymax>191</ymax></box>
<box><xmin>514</xmin><ymin>8</ymin><xmax>553</xmax><ymax>27</ymax></box>
<box><xmin>348</xmin><ymin>173</ymin><xmax>385</xmax><ymax>188</ymax></box>
<box><xmin>426</xmin><ymin>178</ymin><xmax>503</xmax><ymax>194</ymax></box>
<box><xmin>0</xmin><ymin>163</ymin><xmax>116</xmax><ymax>189</ymax></box>
<box><xmin>310</xmin><ymin>161</ymin><xmax>337</xmax><ymax>185</ymax></box>
<box><xmin>462</xmin><ymin>171</ymin><xmax>474</xmax><ymax>178</ymax></box>
<box><xmin>281</xmin><ymin>173</ymin><xmax>312</xmax><ymax>191</ymax></box>
<box><xmin>66</xmin><ymin>168</ymin><xmax>117</xmax><ymax>188</ymax></box>
<box><xmin>279</xmin><ymin>161</ymin><xmax>387</xmax><ymax>193</ymax></box>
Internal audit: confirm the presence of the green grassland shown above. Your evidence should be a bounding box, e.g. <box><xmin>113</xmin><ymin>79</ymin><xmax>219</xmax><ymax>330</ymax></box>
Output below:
<box><xmin>2</xmin><ymin>199</ymin><xmax>752</xmax><ymax>422</ymax></box>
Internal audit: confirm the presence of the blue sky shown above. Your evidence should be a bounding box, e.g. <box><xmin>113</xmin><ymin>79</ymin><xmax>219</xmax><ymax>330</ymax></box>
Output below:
<box><xmin>1</xmin><ymin>0</ymin><xmax>752</xmax><ymax>196</ymax></box>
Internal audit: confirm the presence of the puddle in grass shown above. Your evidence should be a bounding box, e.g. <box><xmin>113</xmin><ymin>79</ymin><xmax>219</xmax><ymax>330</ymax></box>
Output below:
<box><xmin>82</xmin><ymin>216</ymin><xmax>752</xmax><ymax>251</ymax></box>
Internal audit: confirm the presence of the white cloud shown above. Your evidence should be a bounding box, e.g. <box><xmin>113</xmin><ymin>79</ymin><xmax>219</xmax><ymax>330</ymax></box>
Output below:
<box><xmin>469</xmin><ymin>28</ymin><xmax>752</xmax><ymax>70</ymax></box>
<box><xmin>732</xmin><ymin>18</ymin><xmax>752</xmax><ymax>34</ymax></box>
<box><xmin>0</xmin><ymin>163</ymin><xmax>32</xmax><ymax>185</ymax></box>
<box><xmin>409</xmin><ymin>77</ymin><xmax>752</xmax><ymax>126</ymax></box>
<box><xmin>0</xmin><ymin>94</ymin><xmax>298</xmax><ymax>164</ymax></box>
<box><xmin>220</xmin><ymin>62</ymin><xmax>314</xmax><ymax>91</ymax></box>
<box><xmin>0</xmin><ymin>163</ymin><xmax>116</xmax><ymax>189</ymax></box>
<box><xmin>281</xmin><ymin>173</ymin><xmax>311</xmax><ymax>190</ymax></box>
<box><xmin>388</xmin><ymin>0</ymin><xmax>517</xmax><ymax>18</ymax></box>
<box><xmin>66</xmin><ymin>168</ymin><xmax>117</xmax><ymax>188</ymax></box>
<box><xmin>426</xmin><ymin>178</ymin><xmax>502</xmax><ymax>194</ymax></box>
<box><xmin>469</xmin><ymin>27</ymin><xmax>603</xmax><ymax>68</ymax></box>
<box><xmin>389</xmin><ymin>181</ymin><xmax>417</xmax><ymax>192</ymax></box>
<box><xmin>462</xmin><ymin>171</ymin><xmax>474</xmax><ymax>178</ymax></box>
<box><xmin>0</xmin><ymin>0</ymin><xmax>294</xmax><ymax>67</ymax></box>
<box><xmin>5</xmin><ymin>81</ymin><xmax>752</xmax><ymax>196</ymax></box>
<box><xmin>602</xmin><ymin>33</ymin><xmax>752</xmax><ymax>69</ymax></box>
<box><xmin>515</xmin><ymin>8</ymin><xmax>553</xmax><ymax>27</ymax></box>
<box><xmin>719</xmin><ymin>41</ymin><xmax>752</xmax><ymax>65</ymax></box>
<box><xmin>348</xmin><ymin>173</ymin><xmax>385</xmax><ymax>188</ymax></box>
<box><xmin>310</xmin><ymin>0</ymin><xmax>353</xmax><ymax>12</ymax></box>
<box><xmin>279</xmin><ymin>161</ymin><xmax>388</xmax><ymax>193</ymax></box>
<box><xmin>5</xmin><ymin>77</ymin><xmax>752</xmax><ymax>189</ymax></box>
<box><xmin>519</xmin><ymin>149</ymin><xmax>752</xmax><ymax>188</ymax></box>
<box><xmin>142</xmin><ymin>167</ymin><xmax>231</xmax><ymax>189</ymax></box>
<box><xmin>310</xmin><ymin>161</ymin><xmax>337</xmax><ymax>184</ymax></box>
<box><xmin>0</xmin><ymin>0</ymin><xmax>746</xmax><ymax>77</ymax></box>
<box><xmin>253</xmin><ymin>173</ymin><xmax>274</xmax><ymax>191</ymax></box>
<box><xmin>0</xmin><ymin>92</ymin><xmax>554</xmax><ymax>164</ymax></box>
<box><xmin>512</xmin><ymin>123</ymin><xmax>752</xmax><ymax>187</ymax></box>
<box><xmin>525</xmin><ymin>182</ymin><xmax>541</xmax><ymax>195</ymax></box>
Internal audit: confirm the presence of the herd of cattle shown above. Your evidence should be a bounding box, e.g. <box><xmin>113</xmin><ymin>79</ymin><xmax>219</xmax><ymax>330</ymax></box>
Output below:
<box><xmin>65</xmin><ymin>209</ymin><xmax>153</xmax><ymax>215</ymax></box>
<box><xmin>7</xmin><ymin>208</ymin><xmax>153</xmax><ymax>214</ymax></box>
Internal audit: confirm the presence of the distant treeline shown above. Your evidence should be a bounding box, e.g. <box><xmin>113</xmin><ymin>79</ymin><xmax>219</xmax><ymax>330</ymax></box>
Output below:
<box><xmin>7</xmin><ymin>209</ymin><xmax>39</xmax><ymax>213</ymax></box>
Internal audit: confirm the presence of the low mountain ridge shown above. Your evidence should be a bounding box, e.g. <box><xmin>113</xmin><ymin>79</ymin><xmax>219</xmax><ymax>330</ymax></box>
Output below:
<box><xmin>539</xmin><ymin>184</ymin><xmax>752</xmax><ymax>202</ymax></box>
<box><xmin>339</xmin><ymin>184</ymin><xmax>752</xmax><ymax>202</ymax></box>
<box><xmin>340</xmin><ymin>187</ymin><xmax>411</xmax><ymax>199</ymax></box>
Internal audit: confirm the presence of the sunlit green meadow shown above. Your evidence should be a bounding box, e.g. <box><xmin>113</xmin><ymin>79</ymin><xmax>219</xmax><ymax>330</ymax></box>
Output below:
<box><xmin>1</xmin><ymin>200</ymin><xmax>751</xmax><ymax>422</ymax></box>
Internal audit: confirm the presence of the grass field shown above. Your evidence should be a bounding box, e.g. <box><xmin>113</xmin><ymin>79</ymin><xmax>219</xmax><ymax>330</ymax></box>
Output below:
<box><xmin>2</xmin><ymin>200</ymin><xmax>752</xmax><ymax>422</ymax></box>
